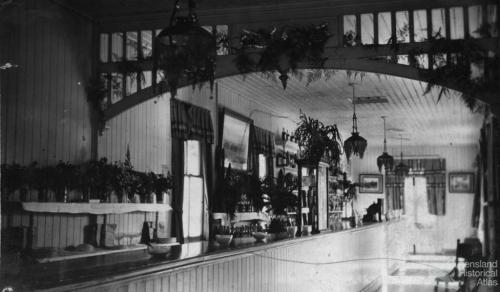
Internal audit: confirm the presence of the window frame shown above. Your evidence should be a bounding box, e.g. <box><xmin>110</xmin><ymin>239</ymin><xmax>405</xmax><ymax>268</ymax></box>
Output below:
<box><xmin>182</xmin><ymin>140</ymin><xmax>205</xmax><ymax>242</ymax></box>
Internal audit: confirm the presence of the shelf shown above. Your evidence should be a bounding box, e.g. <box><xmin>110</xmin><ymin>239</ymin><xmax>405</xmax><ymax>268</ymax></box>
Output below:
<box><xmin>231</xmin><ymin>212</ymin><xmax>270</xmax><ymax>222</ymax></box>
<box><xmin>21</xmin><ymin>202</ymin><xmax>172</xmax><ymax>215</ymax></box>
<box><xmin>33</xmin><ymin>242</ymin><xmax>180</xmax><ymax>263</ymax></box>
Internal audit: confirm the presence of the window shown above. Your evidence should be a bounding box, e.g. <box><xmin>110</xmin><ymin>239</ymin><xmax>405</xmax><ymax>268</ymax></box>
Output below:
<box><xmin>413</xmin><ymin>10</ymin><xmax>427</xmax><ymax>42</ymax></box>
<box><xmin>395</xmin><ymin>11</ymin><xmax>409</xmax><ymax>43</ymax></box>
<box><xmin>141</xmin><ymin>30</ymin><xmax>153</xmax><ymax>58</ymax></box>
<box><xmin>126</xmin><ymin>31</ymin><xmax>138</xmax><ymax>61</ymax></box>
<box><xmin>111</xmin><ymin>32</ymin><xmax>123</xmax><ymax>62</ymax></box>
<box><xmin>125</xmin><ymin>73</ymin><xmax>137</xmax><ymax>96</ymax></box>
<box><xmin>468</xmin><ymin>5</ymin><xmax>483</xmax><ymax>38</ymax></box>
<box><xmin>487</xmin><ymin>5</ymin><xmax>498</xmax><ymax>37</ymax></box>
<box><xmin>258</xmin><ymin>154</ymin><xmax>267</xmax><ymax>178</ymax></box>
<box><xmin>110</xmin><ymin>73</ymin><xmax>123</xmax><ymax>103</ymax></box>
<box><xmin>202</xmin><ymin>25</ymin><xmax>230</xmax><ymax>55</ymax></box>
<box><xmin>343</xmin><ymin>15</ymin><xmax>357</xmax><ymax>46</ymax></box>
<box><xmin>360</xmin><ymin>13</ymin><xmax>374</xmax><ymax>45</ymax></box>
<box><xmin>449</xmin><ymin>7</ymin><xmax>464</xmax><ymax>40</ymax></box>
<box><xmin>99</xmin><ymin>33</ymin><xmax>109</xmax><ymax>62</ymax></box>
<box><xmin>378</xmin><ymin>12</ymin><xmax>391</xmax><ymax>44</ymax></box>
<box><xmin>182</xmin><ymin>140</ymin><xmax>204</xmax><ymax>240</ymax></box>
<box><xmin>432</xmin><ymin>8</ymin><xmax>446</xmax><ymax>38</ymax></box>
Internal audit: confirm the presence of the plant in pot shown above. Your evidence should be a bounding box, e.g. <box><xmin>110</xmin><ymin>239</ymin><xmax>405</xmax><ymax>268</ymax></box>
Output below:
<box><xmin>294</xmin><ymin>113</ymin><xmax>343</xmax><ymax>167</ymax></box>
<box><xmin>263</xmin><ymin>170</ymin><xmax>298</xmax><ymax>239</ymax></box>
<box><xmin>84</xmin><ymin>158</ymin><xmax>111</xmax><ymax>202</ymax></box>
<box><xmin>53</xmin><ymin>161</ymin><xmax>79</xmax><ymax>202</ymax></box>
<box><xmin>1</xmin><ymin>163</ymin><xmax>25</xmax><ymax>201</ymax></box>
<box><xmin>213</xmin><ymin>225</ymin><xmax>234</xmax><ymax>247</ymax></box>
<box><xmin>241</xmin><ymin>173</ymin><xmax>266</xmax><ymax>213</ymax></box>
<box><xmin>219</xmin><ymin>164</ymin><xmax>244</xmax><ymax>217</ymax></box>
<box><xmin>154</xmin><ymin>173</ymin><xmax>172</xmax><ymax>204</ymax></box>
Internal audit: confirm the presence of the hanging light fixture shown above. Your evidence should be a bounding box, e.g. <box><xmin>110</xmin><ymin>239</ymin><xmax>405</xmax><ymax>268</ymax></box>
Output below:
<box><xmin>394</xmin><ymin>135</ymin><xmax>410</xmax><ymax>177</ymax></box>
<box><xmin>155</xmin><ymin>0</ymin><xmax>216</xmax><ymax>98</ymax></box>
<box><xmin>344</xmin><ymin>83</ymin><xmax>367</xmax><ymax>160</ymax></box>
<box><xmin>376</xmin><ymin>116</ymin><xmax>394</xmax><ymax>172</ymax></box>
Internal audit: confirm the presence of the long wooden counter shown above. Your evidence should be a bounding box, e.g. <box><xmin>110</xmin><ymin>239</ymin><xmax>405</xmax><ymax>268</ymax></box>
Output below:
<box><xmin>0</xmin><ymin>220</ymin><xmax>406</xmax><ymax>292</ymax></box>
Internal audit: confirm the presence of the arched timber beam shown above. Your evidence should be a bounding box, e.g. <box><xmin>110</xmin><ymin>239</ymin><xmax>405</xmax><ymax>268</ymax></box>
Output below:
<box><xmin>103</xmin><ymin>38</ymin><xmax>499</xmax><ymax>120</ymax></box>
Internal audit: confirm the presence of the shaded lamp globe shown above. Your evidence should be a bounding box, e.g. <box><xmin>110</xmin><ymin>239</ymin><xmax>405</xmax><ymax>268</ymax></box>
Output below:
<box><xmin>377</xmin><ymin>152</ymin><xmax>394</xmax><ymax>172</ymax></box>
<box><xmin>344</xmin><ymin>83</ymin><xmax>367</xmax><ymax>160</ymax></box>
<box><xmin>344</xmin><ymin>132</ymin><xmax>367</xmax><ymax>160</ymax></box>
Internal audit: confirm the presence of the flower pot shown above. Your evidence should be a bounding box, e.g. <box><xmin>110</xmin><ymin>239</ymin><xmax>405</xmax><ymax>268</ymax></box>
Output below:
<box><xmin>252</xmin><ymin>232</ymin><xmax>268</xmax><ymax>243</ymax></box>
<box><xmin>302</xmin><ymin>225</ymin><xmax>312</xmax><ymax>235</ymax></box>
<box><xmin>215</xmin><ymin>234</ymin><xmax>233</xmax><ymax>247</ymax></box>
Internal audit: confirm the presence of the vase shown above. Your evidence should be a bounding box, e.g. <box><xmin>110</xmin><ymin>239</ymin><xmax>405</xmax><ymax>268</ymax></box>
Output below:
<box><xmin>148</xmin><ymin>192</ymin><xmax>157</xmax><ymax>204</ymax></box>
<box><xmin>286</xmin><ymin>226</ymin><xmax>298</xmax><ymax>238</ymax></box>
<box><xmin>108</xmin><ymin>191</ymin><xmax>119</xmax><ymax>203</ymax></box>
<box><xmin>120</xmin><ymin>192</ymin><xmax>129</xmax><ymax>203</ymax></box>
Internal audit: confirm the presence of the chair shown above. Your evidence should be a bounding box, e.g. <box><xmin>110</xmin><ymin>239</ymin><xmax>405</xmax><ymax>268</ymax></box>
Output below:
<box><xmin>434</xmin><ymin>239</ymin><xmax>470</xmax><ymax>292</ymax></box>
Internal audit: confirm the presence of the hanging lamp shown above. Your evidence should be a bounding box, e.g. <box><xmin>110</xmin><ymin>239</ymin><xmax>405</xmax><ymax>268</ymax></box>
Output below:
<box><xmin>376</xmin><ymin>116</ymin><xmax>394</xmax><ymax>172</ymax></box>
<box><xmin>394</xmin><ymin>135</ymin><xmax>410</xmax><ymax>177</ymax></box>
<box><xmin>155</xmin><ymin>0</ymin><xmax>216</xmax><ymax>98</ymax></box>
<box><xmin>344</xmin><ymin>84</ymin><xmax>367</xmax><ymax>160</ymax></box>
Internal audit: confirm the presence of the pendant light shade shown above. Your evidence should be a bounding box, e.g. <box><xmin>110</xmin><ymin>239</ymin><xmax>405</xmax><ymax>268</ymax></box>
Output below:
<box><xmin>376</xmin><ymin>116</ymin><xmax>394</xmax><ymax>172</ymax></box>
<box><xmin>155</xmin><ymin>0</ymin><xmax>216</xmax><ymax>98</ymax></box>
<box><xmin>344</xmin><ymin>84</ymin><xmax>367</xmax><ymax>160</ymax></box>
<box><xmin>394</xmin><ymin>135</ymin><xmax>410</xmax><ymax>177</ymax></box>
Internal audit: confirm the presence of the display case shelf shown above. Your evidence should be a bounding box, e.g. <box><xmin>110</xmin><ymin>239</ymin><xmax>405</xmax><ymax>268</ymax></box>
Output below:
<box><xmin>21</xmin><ymin>202</ymin><xmax>172</xmax><ymax>215</ymax></box>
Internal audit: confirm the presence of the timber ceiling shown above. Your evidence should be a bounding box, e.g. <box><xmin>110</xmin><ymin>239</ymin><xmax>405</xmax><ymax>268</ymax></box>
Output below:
<box><xmin>217</xmin><ymin>70</ymin><xmax>484</xmax><ymax>148</ymax></box>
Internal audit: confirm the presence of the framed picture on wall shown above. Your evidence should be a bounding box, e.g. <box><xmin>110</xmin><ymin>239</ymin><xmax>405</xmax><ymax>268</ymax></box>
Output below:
<box><xmin>359</xmin><ymin>174</ymin><xmax>383</xmax><ymax>193</ymax></box>
<box><xmin>221</xmin><ymin>108</ymin><xmax>252</xmax><ymax>171</ymax></box>
<box><xmin>449</xmin><ymin>172</ymin><xmax>474</xmax><ymax>193</ymax></box>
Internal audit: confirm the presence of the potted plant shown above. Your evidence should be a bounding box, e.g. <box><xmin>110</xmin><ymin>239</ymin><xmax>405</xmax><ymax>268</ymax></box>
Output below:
<box><xmin>83</xmin><ymin>158</ymin><xmax>111</xmax><ymax>202</ymax></box>
<box><xmin>213</xmin><ymin>225</ymin><xmax>234</xmax><ymax>247</ymax></box>
<box><xmin>241</xmin><ymin>173</ymin><xmax>266</xmax><ymax>213</ymax></box>
<box><xmin>294</xmin><ymin>113</ymin><xmax>343</xmax><ymax>167</ymax></box>
<box><xmin>154</xmin><ymin>172</ymin><xmax>172</xmax><ymax>203</ymax></box>
<box><xmin>264</xmin><ymin>171</ymin><xmax>297</xmax><ymax>216</ymax></box>
<box><xmin>1</xmin><ymin>163</ymin><xmax>25</xmax><ymax>201</ymax></box>
<box><xmin>219</xmin><ymin>164</ymin><xmax>243</xmax><ymax>216</ymax></box>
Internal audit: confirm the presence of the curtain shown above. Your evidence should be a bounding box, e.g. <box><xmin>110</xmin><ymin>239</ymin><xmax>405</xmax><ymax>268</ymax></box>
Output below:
<box><xmin>386</xmin><ymin>158</ymin><xmax>446</xmax><ymax>215</ymax></box>
<box><xmin>171</xmin><ymin>98</ymin><xmax>214</xmax><ymax>143</ymax></box>
<box><xmin>249</xmin><ymin>125</ymin><xmax>275</xmax><ymax>176</ymax></box>
<box><xmin>425</xmin><ymin>172</ymin><xmax>446</xmax><ymax>215</ymax></box>
<box><xmin>170</xmin><ymin>98</ymin><xmax>214</xmax><ymax>243</ymax></box>
<box><xmin>171</xmin><ymin>138</ymin><xmax>185</xmax><ymax>244</ymax></box>
<box><xmin>385</xmin><ymin>174</ymin><xmax>404</xmax><ymax>210</ymax></box>
<box><xmin>201</xmin><ymin>142</ymin><xmax>213</xmax><ymax>240</ymax></box>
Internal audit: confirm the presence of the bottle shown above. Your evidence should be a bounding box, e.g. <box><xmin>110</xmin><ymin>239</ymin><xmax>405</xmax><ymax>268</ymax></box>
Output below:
<box><xmin>282</xmin><ymin>128</ymin><xmax>287</xmax><ymax>141</ymax></box>
<box><xmin>276</xmin><ymin>152</ymin><xmax>283</xmax><ymax>166</ymax></box>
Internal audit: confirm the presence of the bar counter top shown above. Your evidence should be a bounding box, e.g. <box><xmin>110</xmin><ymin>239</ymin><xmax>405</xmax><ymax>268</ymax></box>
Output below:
<box><xmin>0</xmin><ymin>221</ymin><xmax>393</xmax><ymax>291</ymax></box>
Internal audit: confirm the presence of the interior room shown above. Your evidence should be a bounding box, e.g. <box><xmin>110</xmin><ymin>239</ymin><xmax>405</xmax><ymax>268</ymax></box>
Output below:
<box><xmin>0</xmin><ymin>0</ymin><xmax>499</xmax><ymax>291</ymax></box>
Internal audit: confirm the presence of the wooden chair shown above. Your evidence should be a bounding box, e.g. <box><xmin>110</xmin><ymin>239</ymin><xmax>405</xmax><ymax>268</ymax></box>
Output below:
<box><xmin>434</xmin><ymin>239</ymin><xmax>470</xmax><ymax>292</ymax></box>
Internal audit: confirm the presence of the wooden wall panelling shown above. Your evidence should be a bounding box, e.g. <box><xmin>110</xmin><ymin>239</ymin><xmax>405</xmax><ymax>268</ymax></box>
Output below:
<box><xmin>1</xmin><ymin>0</ymin><xmax>92</xmax><ymax>166</ymax></box>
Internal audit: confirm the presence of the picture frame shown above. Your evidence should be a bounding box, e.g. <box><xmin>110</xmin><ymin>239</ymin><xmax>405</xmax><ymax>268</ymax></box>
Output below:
<box><xmin>449</xmin><ymin>172</ymin><xmax>474</xmax><ymax>193</ymax></box>
<box><xmin>359</xmin><ymin>174</ymin><xmax>383</xmax><ymax>193</ymax></box>
<box><xmin>220</xmin><ymin>108</ymin><xmax>252</xmax><ymax>171</ymax></box>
